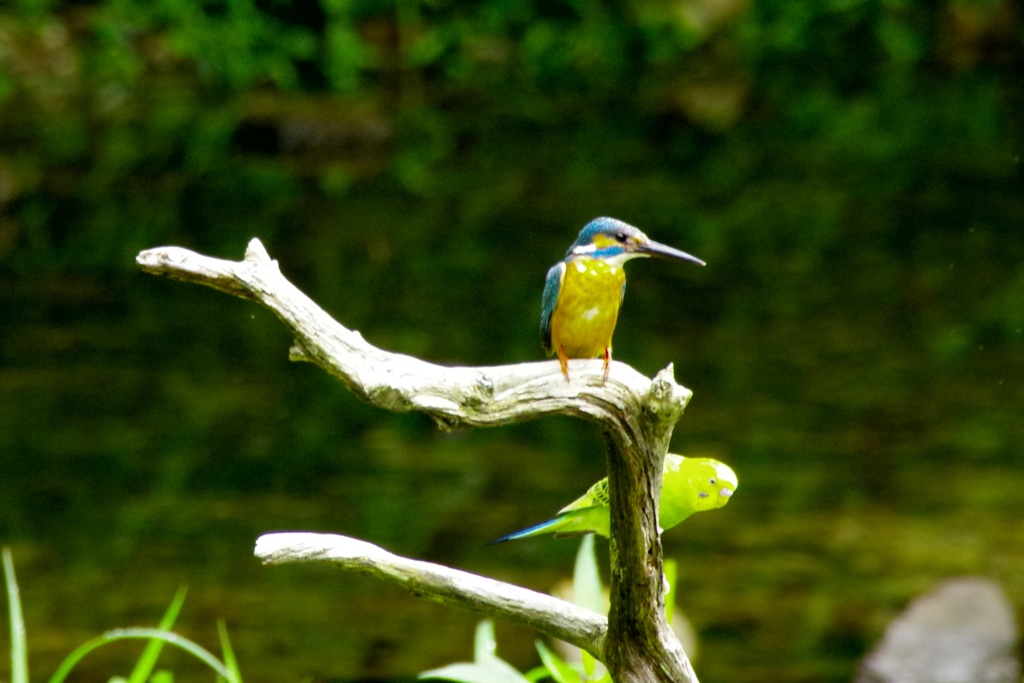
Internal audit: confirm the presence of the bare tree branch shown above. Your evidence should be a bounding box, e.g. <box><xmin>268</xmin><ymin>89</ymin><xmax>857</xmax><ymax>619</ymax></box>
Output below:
<box><xmin>256</xmin><ymin>532</ymin><xmax>608</xmax><ymax>658</ymax></box>
<box><xmin>137</xmin><ymin>238</ymin><xmax>698</xmax><ymax>682</ymax></box>
<box><xmin>136</xmin><ymin>239</ymin><xmax>680</xmax><ymax>430</ymax></box>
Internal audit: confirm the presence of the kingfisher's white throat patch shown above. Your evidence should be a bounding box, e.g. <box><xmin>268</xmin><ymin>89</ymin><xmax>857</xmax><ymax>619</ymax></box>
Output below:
<box><xmin>569</xmin><ymin>245</ymin><xmax>648</xmax><ymax>266</ymax></box>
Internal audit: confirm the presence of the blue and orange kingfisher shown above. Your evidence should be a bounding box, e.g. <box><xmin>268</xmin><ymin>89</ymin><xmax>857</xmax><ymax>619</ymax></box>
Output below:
<box><xmin>541</xmin><ymin>217</ymin><xmax>705</xmax><ymax>382</ymax></box>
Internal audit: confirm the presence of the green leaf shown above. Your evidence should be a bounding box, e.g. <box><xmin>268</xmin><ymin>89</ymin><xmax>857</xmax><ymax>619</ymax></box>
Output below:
<box><xmin>473</xmin><ymin>619</ymin><xmax>499</xmax><ymax>662</ymax></box>
<box><xmin>581</xmin><ymin>650</ymin><xmax>596</xmax><ymax>679</ymax></box>
<box><xmin>572</xmin><ymin>536</ymin><xmax>603</xmax><ymax>614</ymax></box>
<box><xmin>419</xmin><ymin>661</ymin><xmax>531</xmax><ymax>683</ymax></box>
<box><xmin>523</xmin><ymin>665</ymin><xmax>553</xmax><ymax>682</ymax></box>
<box><xmin>571</xmin><ymin>537</ymin><xmax>604</xmax><ymax>677</ymax></box>
<box><xmin>420</xmin><ymin>620</ymin><xmax>531</xmax><ymax>683</ymax></box>
<box><xmin>534</xmin><ymin>640</ymin><xmax>580</xmax><ymax>683</ymax></box>
<box><xmin>664</xmin><ymin>559</ymin><xmax>677</xmax><ymax>624</ymax></box>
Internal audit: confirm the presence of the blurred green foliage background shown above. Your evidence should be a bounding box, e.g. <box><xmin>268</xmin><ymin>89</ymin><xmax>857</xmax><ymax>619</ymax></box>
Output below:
<box><xmin>1</xmin><ymin>0</ymin><xmax>1022</xmax><ymax>681</ymax></box>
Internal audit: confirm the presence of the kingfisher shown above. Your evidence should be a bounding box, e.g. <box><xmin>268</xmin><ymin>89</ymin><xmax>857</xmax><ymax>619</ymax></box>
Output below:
<box><xmin>541</xmin><ymin>217</ymin><xmax>705</xmax><ymax>381</ymax></box>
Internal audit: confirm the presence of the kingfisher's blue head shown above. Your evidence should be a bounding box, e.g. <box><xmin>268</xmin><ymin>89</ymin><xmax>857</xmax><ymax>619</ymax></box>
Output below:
<box><xmin>565</xmin><ymin>217</ymin><xmax>705</xmax><ymax>267</ymax></box>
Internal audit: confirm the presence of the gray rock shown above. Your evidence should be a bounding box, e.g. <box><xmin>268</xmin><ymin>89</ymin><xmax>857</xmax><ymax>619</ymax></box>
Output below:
<box><xmin>855</xmin><ymin>577</ymin><xmax>1019</xmax><ymax>683</ymax></box>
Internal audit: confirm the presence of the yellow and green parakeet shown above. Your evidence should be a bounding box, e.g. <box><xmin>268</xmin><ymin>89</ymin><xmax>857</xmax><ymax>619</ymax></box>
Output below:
<box><xmin>494</xmin><ymin>454</ymin><xmax>737</xmax><ymax>542</ymax></box>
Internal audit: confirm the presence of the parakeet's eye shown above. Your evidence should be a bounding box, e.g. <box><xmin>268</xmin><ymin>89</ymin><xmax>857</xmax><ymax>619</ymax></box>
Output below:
<box><xmin>709</xmin><ymin>478</ymin><xmax>717</xmax><ymax>485</ymax></box>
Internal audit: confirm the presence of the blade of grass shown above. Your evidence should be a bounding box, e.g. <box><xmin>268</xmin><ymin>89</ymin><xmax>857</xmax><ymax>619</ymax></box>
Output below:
<box><xmin>48</xmin><ymin>628</ymin><xmax>231</xmax><ymax>683</ymax></box>
<box><xmin>216</xmin><ymin>619</ymin><xmax>242</xmax><ymax>683</ymax></box>
<box><xmin>127</xmin><ymin>586</ymin><xmax>188</xmax><ymax>683</ymax></box>
<box><xmin>3</xmin><ymin>548</ymin><xmax>29</xmax><ymax>683</ymax></box>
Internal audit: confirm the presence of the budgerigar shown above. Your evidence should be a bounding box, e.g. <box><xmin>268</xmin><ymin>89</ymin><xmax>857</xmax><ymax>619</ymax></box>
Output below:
<box><xmin>494</xmin><ymin>454</ymin><xmax>737</xmax><ymax>542</ymax></box>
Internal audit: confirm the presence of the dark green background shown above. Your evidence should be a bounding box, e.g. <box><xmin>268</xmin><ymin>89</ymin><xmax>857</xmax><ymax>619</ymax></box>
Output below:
<box><xmin>1</xmin><ymin>0</ymin><xmax>1022</xmax><ymax>681</ymax></box>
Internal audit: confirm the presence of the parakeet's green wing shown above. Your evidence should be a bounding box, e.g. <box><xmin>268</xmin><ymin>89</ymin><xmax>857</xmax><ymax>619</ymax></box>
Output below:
<box><xmin>560</xmin><ymin>477</ymin><xmax>609</xmax><ymax>513</ymax></box>
<box><xmin>492</xmin><ymin>505</ymin><xmax>610</xmax><ymax>542</ymax></box>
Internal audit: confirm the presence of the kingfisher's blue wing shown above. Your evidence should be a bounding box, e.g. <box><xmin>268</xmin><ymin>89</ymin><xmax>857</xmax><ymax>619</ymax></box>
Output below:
<box><xmin>540</xmin><ymin>262</ymin><xmax>565</xmax><ymax>355</ymax></box>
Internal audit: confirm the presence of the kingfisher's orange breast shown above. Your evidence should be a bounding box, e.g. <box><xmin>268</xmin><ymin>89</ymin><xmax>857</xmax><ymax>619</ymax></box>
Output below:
<box><xmin>549</xmin><ymin>259</ymin><xmax>626</xmax><ymax>359</ymax></box>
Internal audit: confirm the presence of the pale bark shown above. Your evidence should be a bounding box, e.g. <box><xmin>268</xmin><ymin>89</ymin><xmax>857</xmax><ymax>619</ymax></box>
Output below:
<box><xmin>255</xmin><ymin>532</ymin><xmax>607</xmax><ymax>658</ymax></box>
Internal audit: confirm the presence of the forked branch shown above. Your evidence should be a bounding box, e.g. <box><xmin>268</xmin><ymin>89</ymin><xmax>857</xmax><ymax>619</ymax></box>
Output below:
<box><xmin>255</xmin><ymin>532</ymin><xmax>607</xmax><ymax>657</ymax></box>
<box><xmin>137</xmin><ymin>238</ymin><xmax>697</xmax><ymax>683</ymax></box>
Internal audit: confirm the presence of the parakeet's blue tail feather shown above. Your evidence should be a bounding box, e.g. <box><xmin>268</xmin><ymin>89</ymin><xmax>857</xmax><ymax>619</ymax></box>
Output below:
<box><xmin>490</xmin><ymin>517</ymin><xmax>561</xmax><ymax>544</ymax></box>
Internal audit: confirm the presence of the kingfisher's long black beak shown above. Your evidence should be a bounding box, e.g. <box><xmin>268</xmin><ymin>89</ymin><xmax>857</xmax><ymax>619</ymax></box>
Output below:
<box><xmin>635</xmin><ymin>239</ymin><xmax>706</xmax><ymax>266</ymax></box>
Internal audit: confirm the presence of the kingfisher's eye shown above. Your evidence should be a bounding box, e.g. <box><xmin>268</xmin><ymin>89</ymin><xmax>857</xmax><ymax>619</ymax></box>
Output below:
<box><xmin>615</xmin><ymin>232</ymin><xmax>628</xmax><ymax>243</ymax></box>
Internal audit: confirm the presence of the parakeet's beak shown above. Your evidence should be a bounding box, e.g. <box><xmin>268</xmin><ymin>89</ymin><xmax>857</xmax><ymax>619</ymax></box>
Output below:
<box><xmin>719</xmin><ymin>487</ymin><xmax>734</xmax><ymax>498</ymax></box>
<box><xmin>635</xmin><ymin>239</ymin><xmax>706</xmax><ymax>266</ymax></box>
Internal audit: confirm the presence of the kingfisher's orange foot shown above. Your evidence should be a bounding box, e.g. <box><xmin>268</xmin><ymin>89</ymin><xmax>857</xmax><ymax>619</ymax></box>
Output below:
<box><xmin>557</xmin><ymin>347</ymin><xmax>570</xmax><ymax>381</ymax></box>
<box><xmin>602</xmin><ymin>347</ymin><xmax>611</xmax><ymax>384</ymax></box>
